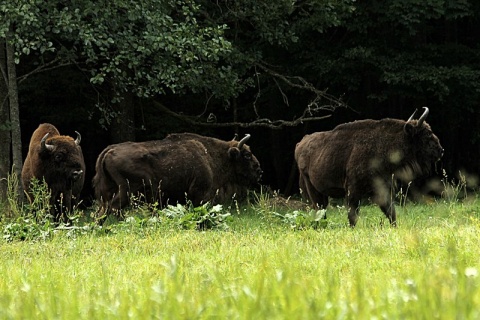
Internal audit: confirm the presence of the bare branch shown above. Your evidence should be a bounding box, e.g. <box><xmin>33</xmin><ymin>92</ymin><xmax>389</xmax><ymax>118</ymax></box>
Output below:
<box><xmin>152</xmin><ymin>100</ymin><xmax>331</xmax><ymax>130</ymax></box>
<box><xmin>272</xmin><ymin>77</ymin><xmax>289</xmax><ymax>106</ymax></box>
<box><xmin>252</xmin><ymin>65</ymin><xmax>261</xmax><ymax>118</ymax></box>
<box><xmin>255</xmin><ymin>61</ymin><xmax>347</xmax><ymax>110</ymax></box>
<box><xmin>17</xmin><ymin>57</ymin><xmax>75</xmax><ymax>85</ymax></box>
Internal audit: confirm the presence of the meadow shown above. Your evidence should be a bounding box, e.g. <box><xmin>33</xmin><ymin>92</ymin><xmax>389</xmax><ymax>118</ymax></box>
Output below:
<box><xmin>0</xmin><ymin>186</ymin><xmax>479</xmax><ymax>319</ymax></box>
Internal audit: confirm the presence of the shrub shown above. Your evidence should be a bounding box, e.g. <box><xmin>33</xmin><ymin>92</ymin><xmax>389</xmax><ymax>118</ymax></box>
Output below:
<box><xmin>1</xmin><ymin>176</ymin><xmax>57</xmax><ymax>242</ymax></box>
<box><xmin>162</xmin><ymin>201</ymin><xmax>231</xmax><ymax>230</ymax></box>
<box><xmin>274</xmin><ymin>209</ymin><xmax>328</xmax><ymax>230</ymax></box>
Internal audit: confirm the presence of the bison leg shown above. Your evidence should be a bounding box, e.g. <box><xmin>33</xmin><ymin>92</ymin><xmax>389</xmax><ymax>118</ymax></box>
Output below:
<box><xmin>347</xmin><ymin>198</ymin><xmax>360</xmax><ymax>227</ymax></box>
<box><xmin>299</xmin><ymin>173</ymin><xmax>328</xmax><ymax>217</ymax></box>
<box><xmin>379</xmin><ymin>202</ymin><xmax>397</xmax><ymax>226</ymax></box>
<box><xmin>373</xmin><ymin>179</ymin><xmax>397</xmax><ymax>226</ymax></box>
<box><xmin>109</xmin><ymin>184</ymin><xmax>130</xmax><ymax>216</ymax></box>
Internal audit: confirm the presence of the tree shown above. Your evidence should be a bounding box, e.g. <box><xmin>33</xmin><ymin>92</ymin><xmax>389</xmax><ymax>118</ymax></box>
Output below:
<box><xmin>0</xmin><ymin>39</ymin><xmax>9</xmax><ymax>200</ymax></box>
<box><xmin>50</xmin><ymin>0</ymin><xmax>235</xmax><ymax>141</ymax></box>
<box><xmin>0</xmin><ymin>0</ymin><xmax>238</xmax><ymax>195</ymax></box>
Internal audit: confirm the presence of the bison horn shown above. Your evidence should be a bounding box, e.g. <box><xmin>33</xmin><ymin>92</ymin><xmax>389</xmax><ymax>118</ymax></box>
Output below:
<box><xmin>407</xmin><ymin>108</ymin><xmax>418</xmax><ymax>122</ymax></box>
<box><xmin>416</xmin><ymin>107</ymin><xmax>429</xmax><ymax>127</ymax></box>
<box><xmin>237</xmin><ymin>134</ymin><xmax>251</xmax><ymax>149</ymax></box>
<box><xmin>231</xmin><ymin>133</ymin><xmax>239</xmax><ymax>141</ymax></box>
<box><xmin>40</xmin><ymin>133</ymin><xmax>55</xmax><ymax>151</ymax></box>
<box><xmin>75</xmin><ymin>131</ymin><xmax>81</xmax><ymax>145</ymax></box>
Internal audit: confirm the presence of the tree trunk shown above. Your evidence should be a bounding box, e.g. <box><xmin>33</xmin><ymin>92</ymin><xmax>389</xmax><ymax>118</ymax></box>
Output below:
<box><xmin>110</xmin><ymin>90</ymin><xmax>135</xmax><ymax>143</ymax></box>
<box><xmin>6</xmin><ymin>32</ymin><xmax>23</xmax><ymax>199</ymax></box>
<box><xmin>0</xmin><ymin>40</ymin><xmax>10</xmax><ymax>201</ymax></box>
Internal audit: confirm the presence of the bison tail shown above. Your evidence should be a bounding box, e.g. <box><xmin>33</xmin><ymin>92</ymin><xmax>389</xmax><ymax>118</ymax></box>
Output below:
<box><xmin>92</xmin><ymin>146</ymin><xmax>116</xmax><ymax>202</ymax></box>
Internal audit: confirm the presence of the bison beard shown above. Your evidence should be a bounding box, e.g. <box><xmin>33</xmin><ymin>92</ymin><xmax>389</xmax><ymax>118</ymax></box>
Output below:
<box><xmin>22</xmin><ymin>123</ymin><xmax>85</xmax><ymax>223</ymax></box>
<box><xmin>93</xmin><ymin>133</ymin><xmax>262</xmax><ymax>221</ymax></box>
<box><xmin>295</xmin><ymin>107</ymin><xmax>444</xmax><ymax>227</ymax></box>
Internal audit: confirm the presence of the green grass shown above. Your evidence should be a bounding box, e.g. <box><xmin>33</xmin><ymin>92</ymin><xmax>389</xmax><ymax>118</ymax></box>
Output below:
<box><xmin>0</xmin><ymin>196</ymin><xmax>479</xmax><ymax>319</ymax></box>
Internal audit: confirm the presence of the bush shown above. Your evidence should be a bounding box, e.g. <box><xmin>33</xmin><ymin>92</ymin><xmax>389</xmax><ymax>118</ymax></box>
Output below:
<box><xmin>162</xmin><ymin>201</ymin><xmax>232</xmax><ymax>231</ymax></box>
<box><xmin>274</xmin><ymin>209</ymin><xmax>328</xmax><ymax>230</ymax></box>
<box><xmin>1</xmin><ymin>175</ymin><xmax>57</xmax><ymax>242</ymax></box>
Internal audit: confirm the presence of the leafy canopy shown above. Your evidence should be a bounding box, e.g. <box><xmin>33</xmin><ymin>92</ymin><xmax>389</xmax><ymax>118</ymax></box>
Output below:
<box><xmin>1</xmin><ymin>0</ymin><xmax>235</xmax><ymax>98</ymax></box>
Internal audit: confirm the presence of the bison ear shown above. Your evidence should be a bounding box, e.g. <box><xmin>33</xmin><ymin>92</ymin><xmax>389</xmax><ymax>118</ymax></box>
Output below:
<box><xmin>403</xmin><ymin>122</ymin><xmax>419</xmax><ymax>137</ymax></box>
<box><xmin>228</xmin><ymin>147</ymin><xmax>241</xmax><ymax>160</ymax></box>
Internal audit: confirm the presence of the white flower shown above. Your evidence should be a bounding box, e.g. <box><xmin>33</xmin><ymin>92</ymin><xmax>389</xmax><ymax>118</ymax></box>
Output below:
<box><xmin>465</xmin><ymin>267</ymin><xmax>478</xmax><ymax>278</ymax></box>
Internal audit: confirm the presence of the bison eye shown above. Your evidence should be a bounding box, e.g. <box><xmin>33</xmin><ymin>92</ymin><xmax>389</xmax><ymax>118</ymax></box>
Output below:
<box><xmin>54</xmin><ymin>154</ymin><xmax>64</xmax><ymax>162</ymax></box>
<box><xmin>243</xmin><ymin>152</ymin><xmax>252</xmax><ymax>160</ymax></box>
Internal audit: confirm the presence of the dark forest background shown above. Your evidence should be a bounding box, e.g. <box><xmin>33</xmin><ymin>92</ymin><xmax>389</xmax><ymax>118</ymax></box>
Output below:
<box><xmin>1</xmin><ymin>0</ymin><xmax>479</xmax><ymax>205</ymax></box>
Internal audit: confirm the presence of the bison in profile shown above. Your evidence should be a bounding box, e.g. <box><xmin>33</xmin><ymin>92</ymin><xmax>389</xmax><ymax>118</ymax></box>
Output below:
<box><xmin>22</xmin><ymin>123</ymin><xmax>85</xmax><ymax>223</ymax></box>
<box><xmin>93</xmin><ymin>133</ymin><xmax>262</xmax><ymax>220</ymax></box>
<box><xmin>295</xmin><ymin>107</ymin><xmax>443</xmax><ymax>227</ymax></box>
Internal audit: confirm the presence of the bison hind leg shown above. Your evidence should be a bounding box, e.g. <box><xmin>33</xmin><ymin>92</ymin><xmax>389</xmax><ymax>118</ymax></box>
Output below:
<box><xmin>378</xmin><ymin>202</ymin><xmax>397</xmax><ymax>227</ymax></box>
<box><xmin>95</xmin><ymin>185</ymin><xmax>130</xmax><ymax>224</ymax></box>
<box><xmin>346</xmin><ymin>196</ymin><xmax>361</xmax><ymax>227</ymax></box>
<box><xmin>373</xmin><ymin>179</ymin><xmax>397</xmax><ymax>227</ymax></box>
<box><xmin>299</xmin><ymin>174</ymin><xmax>329</xmax><ymax>218</ymax></box>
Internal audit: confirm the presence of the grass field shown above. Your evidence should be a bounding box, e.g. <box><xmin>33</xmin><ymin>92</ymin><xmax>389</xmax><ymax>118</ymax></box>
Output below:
<box><xmin>1</xmin><ymin>193</ymin><xmax>479</xmax><ymax>319</ymax></box>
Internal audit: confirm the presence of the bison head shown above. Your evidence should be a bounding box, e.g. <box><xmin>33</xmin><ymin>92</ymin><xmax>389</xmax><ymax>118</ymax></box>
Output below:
<box><xmin>40</xmin><ymin>131</ymin><xmax>85</xmax><ymax>185</ymax></box>
<box><xmin>228</xmin><ymin>134</ymin><xmax>263</xmax><ymax>185</ymax></box>
<box><xmin>403</xmin><ymin>107</ymin><xmax>444</xmax><ymax>175</ymax></box>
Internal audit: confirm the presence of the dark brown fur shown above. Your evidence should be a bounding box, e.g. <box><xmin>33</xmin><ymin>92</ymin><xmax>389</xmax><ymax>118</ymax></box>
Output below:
<box><xmin>295</xmin><ymin>109</ymin><xmax>443</xmax><ymax>227</ymax></box>
<box><xmin>93</xmin><ymin>133</ymin><xmax>262</xmax><ymax>219</ymax></box>
<box><xmin>22</xmin><ymin>123</ymin><xmax>85</xmax><ymax>223</ymax></box>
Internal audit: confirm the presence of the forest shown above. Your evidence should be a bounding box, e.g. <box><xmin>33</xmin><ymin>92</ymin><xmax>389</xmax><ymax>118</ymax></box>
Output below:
<box><xmin>1</xmin><ymin>0</ymin><xmax>479</xmax><ymax>205</ymax></box>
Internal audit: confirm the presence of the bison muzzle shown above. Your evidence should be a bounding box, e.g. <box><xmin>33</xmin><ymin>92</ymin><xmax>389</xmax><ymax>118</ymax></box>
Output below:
<box><xmin>295</xmin><ymin>107</ymin><xmax>443</xmax><ymax>227</ymax></box>
<box><xmin>93</xmin><ymin>133</ymin><xmax>262</xmax><ymax>221</ymax></box>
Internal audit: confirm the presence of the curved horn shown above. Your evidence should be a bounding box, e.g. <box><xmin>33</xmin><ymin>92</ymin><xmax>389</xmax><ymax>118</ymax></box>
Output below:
<box><xmin>406</xmin><ymin>108</ymin><xmax>418</xmax><ymax>122</ymax></box>
<box><xmin>40</xmin><ymin>133</ymin><xmax>55</xmax><ymax>151</ymax></box>
<box><xmin>231</xmin><ymin>133</ymin><xmax>239</xmax><ymax>141</ymax></box>
<box><xmin>237</xmin><ymin>134</ymin><xmax>251</xmax><ymax>149</ymax></box>
<box><xmin>74</xmin><ymin>131</ymin><xmax>81</xmax><ymax>145</ymax></box>
<box><xmin>416</xmin><ymin>107</ymin><xmax>429</xmax><ymax>127</ymax></box>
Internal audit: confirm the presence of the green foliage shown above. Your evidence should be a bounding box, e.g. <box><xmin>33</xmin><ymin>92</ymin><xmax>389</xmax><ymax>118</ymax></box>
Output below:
<box><xmin>0</xmin><ymin>0</ymin><xmax>55</xmax><ymax>62</ymax></box>
<box><xmin>252</xmin><ymin>187</ymin><xmax>331</xmax><ymax>230</ymax></box>
<box><xmin>23</xmin><ymin>178</ymin><xmax>52</xmax><ymax>223</ymax></box>
<box><xmin>1</xmin><ymin>0</ymin><xmax>236</xmax><ymax>99</ymax></box>
<box><xmin>2</xmin><ymin>218</ymin><xmax>52</xmax><ymax>242</ymax></box>
<box><xmin>163</xmin><ymin>202</ymin><xmax>232</xmax><ymax>231</ymax></box>
<box><xmin>274</xmin><ymin>209</ymin><xmax>328</xmax><ymax>230</ymax></box>
<box><xmin>0</xmin><ymin>200</ymin><xmax>479</xmax><ymax>318</ymax></box>
<box><xmin>441</xmin><ymin>170</ymin><xmax>469</xmax><ymax>204</ymax></box>
<box><xmin>4</xmin><ymin>167</ymin><xmax>22</xmax><ymax>219</ymax></box>
<box><xmin>2</xmin><ymin>177</ymin><xmax>55</xmax><ymax>242</ymax></box>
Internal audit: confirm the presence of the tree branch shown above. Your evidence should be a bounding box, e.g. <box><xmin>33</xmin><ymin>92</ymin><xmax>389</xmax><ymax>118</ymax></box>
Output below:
<box><xmin>17</xmin><ymin>57</ymin><xmax>75</xmax><ymax>85</ymax></box>
<box><xmin>255</xmin><ymin>61</ymin><xmax>347</xmax><ymax>111</ymax></box>
<box><xmin>152</xmin><ymin>100</ymin><xmax>331</xmax><ymax>129</ymax></box>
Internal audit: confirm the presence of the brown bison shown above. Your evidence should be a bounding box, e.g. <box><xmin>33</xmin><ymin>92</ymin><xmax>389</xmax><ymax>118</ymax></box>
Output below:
<box><xmin>93</xmin><ymin>133</ymin><xmax>262</xmax><ymax>219</ymax></box>
<box><xmin>295</xmin><ymin>107</ymin><xmax>443</xmax><ymax>227</ymax></box>
<box><xmin>22</xmin><ymin>123</ymin><xmax>85</xmax><ymax>223</ymax></box>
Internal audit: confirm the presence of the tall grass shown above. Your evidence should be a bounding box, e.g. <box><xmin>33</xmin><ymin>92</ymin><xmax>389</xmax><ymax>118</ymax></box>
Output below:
<box><xmin>0</xmin><ymin>195</ymin><xmax>479</xmax><ymax>319</ymax></box>
<box><xmin>0</xmin><ymin>173</ymin><xmax>479</xmax><ymax>318</ymax></box>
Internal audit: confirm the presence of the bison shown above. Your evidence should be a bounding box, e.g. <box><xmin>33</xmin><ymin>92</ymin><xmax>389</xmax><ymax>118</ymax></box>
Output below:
<box><xmin>22</xmin><ymin>123</ymin><xmax>85</xmax><ymax>223</ymax></box>
<box><xmin>93</xmin><ymin>133</ymin><xmax>262</xmax><ymax>219</ymax></box>
<box><xmin>295</xmin><ymin>107</ymin><xmax>443</xmax><ymax>227</ymax></box>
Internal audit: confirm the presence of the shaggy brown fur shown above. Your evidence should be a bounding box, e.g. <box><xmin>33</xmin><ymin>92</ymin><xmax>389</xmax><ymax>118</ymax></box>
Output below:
<box><xmin>295</xmin><ymin>108</ymin><xmax>443</xmax><ymax>227</ymax></box>
<box><xmin>22</xmin><ymin>123</ymin><xmax>85</xmax><ymax>223</ymax></box>
<box><xmin>93</xmin><ymin>133</ymin><xmax>262</xmax><ymax>220</ymax></box>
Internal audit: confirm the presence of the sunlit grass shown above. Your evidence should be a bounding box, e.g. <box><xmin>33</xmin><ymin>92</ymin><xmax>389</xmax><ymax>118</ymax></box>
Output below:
<box><xmin>0</xmin><ymin>195</ymin><xmax>479</xmax><ymax>319</ymax></box>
